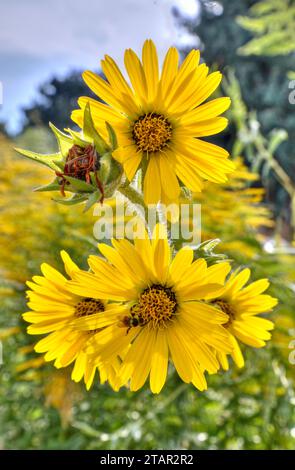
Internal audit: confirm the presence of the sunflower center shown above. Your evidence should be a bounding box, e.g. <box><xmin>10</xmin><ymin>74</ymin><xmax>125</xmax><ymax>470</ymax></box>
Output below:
<box><xmin>74</xmin><ymin>298</ymin><xmax>105</xmax><ymax>335</ymax></box>
<box><xmin>127</xmin><ymin>284</ymin><xmax>178</xmax><ymax>329</ymax></box>
<box><xmin>213</xmin><ymin>299</ymin><xmax>235</xmax><ymax>328</ymax></box>
<box><xmin>132</xmin><ymin>113</ymin><xmax>172</xmax><ymax>153</ymax></box>
<box><xmin>74</xmin><ymin>298</ymin><xmax>105</xmax><ymax>317</ymax></box>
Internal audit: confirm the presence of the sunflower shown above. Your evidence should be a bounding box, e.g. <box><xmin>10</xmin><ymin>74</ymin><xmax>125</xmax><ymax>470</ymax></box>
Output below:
<box><xmin>67</xmin><ymin>224</ymin><xmax>233</xmax><ymax>393</ymax></box>
<box><xmin>209</xmin><ymin>268</ymin><xmax>277</xmax><ymax>370</ymax></box>
<box><xmin>72</xmin><ymin>39</ymin><xmax>234</xmax><ymax>205</ymax></box>
<box><xmin>23</xmin><ymin>250</ymin><xmax>125</xmax><ymax>390</ymax></box>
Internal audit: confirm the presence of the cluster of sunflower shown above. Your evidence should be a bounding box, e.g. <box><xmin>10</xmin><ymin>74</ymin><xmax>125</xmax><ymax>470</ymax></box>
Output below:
<box><xmin>16</xmin><ymin>40</ymin><xmax>277</xmax><ymax>394</ymax></box>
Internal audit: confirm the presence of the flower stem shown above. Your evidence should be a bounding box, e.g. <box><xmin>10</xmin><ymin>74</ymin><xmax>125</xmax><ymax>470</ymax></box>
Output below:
<box><xmin>118</xmin><ymin>180</ymin><xmax>149</xmax><ymax>222</ymax></box>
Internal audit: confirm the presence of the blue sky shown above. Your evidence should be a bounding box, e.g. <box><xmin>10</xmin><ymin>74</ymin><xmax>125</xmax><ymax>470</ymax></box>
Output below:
<box><xmin>0</xmin><ymin>0</ymin><xmax>199</xmax><ymax>133</ymax></box>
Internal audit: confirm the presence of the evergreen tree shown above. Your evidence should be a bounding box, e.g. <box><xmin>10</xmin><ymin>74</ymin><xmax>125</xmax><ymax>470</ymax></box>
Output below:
<box><xmin>236</xmin><ymin>0</ymin><xmax>295</xmax><ymax>57</ymax></box>
<box><xmin>21</xmin><ymin>71</ymin><xmax>96</xmax><ymax>132</ymax></box>
<box><xmin>176</xmin><ymin>0</ymin><xmax>295</xmax><ymax>224</ymax></box>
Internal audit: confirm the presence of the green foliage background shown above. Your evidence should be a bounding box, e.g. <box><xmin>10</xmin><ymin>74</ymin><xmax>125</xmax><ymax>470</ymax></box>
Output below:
<box><xmin>0</xmin><ymin>0</ymin><xmax>295</xmax><ymax>450</ymax></box>
<box><xmin>177</xmin><ymin>0</ymin><xmax>295</xmax><ymax>234</ymax></box>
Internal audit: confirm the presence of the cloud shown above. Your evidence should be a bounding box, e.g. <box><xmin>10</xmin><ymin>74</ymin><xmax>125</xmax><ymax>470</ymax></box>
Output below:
<box><xmin>0</xmin><ymin>0</ymin><xmax>199</xmax><ymax>131</ymax></box>
<box><xmin>0</xmin><ymin>0</ymin><xmax>183</xmax><ymax>63</ymax></box>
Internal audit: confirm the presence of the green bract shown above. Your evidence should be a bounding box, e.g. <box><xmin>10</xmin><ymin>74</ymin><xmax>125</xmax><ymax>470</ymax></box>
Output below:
<box><xmin>15</xmin><ymin>103</ymin><xmax>123</xmax><ymax>211</ymax></box>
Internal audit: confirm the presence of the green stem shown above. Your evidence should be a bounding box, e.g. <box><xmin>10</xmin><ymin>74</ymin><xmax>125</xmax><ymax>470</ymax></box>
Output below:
<box><xmin>255</xmin><ymin>136</ymin><xmax>295</xmax><ymax>236</ymax></box>
<box><xmin>118</xmin><ymin>180</ymin><xmax>149</xmax><ymax>222</ymax></box>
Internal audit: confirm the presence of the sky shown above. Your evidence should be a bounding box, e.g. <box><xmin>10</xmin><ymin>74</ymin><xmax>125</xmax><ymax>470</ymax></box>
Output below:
<box><xmin>0</xmin><ymin>0</ymin><xmax>199</xmax><ymax>133</ymax></box>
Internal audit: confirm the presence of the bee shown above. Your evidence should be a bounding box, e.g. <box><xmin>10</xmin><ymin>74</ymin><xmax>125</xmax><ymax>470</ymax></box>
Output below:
<box><xmin>118</xmin><ymin>314</ymin><xmax>143</xmax><ymax>334</ymax></box>
<box><xmin>56</xmin><ymin>144</ymin><xmax>104</xmax><ymax>202</ymax></box>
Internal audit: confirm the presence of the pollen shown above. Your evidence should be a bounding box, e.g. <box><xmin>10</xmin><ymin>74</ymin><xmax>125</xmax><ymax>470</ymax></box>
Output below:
<box><xmin>132</xmin><ymin>113</ymin><xmax>172</xmax><ymax>153</ymax></box>
<box><xmin>74</xmin><ymin>298</ymin><xmax>105</xmax><ymax>317</ymax></box>
<box><xmin>213</xmin><ymin>299</ymin><xmax>236</xmax><ymax>327</ymax></box>
<box><xmin>130</xmin><ymin>284</ymin><xmax>178</xmax><ymax>329</ymax></box>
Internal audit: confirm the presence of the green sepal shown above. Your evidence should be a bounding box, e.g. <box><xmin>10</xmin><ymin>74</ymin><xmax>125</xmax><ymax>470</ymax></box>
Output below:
<box><xmin>63</xmin><ymin>176</ymin><xmax>95</xmax><ymax>193</ymax></box>
<box><xmin>49</xmin><ymin>123</ymin><xmax>73</xmax><ymax>157</ymax></box>
<box><xmin>105</xmin><ymin>121</ymin><xmax>117</xmax><ymax>149</ymax></box>
<box><xmin>96</xmin><ymin>154</ymin><xmax>112</xmax><ymax>183</ymax></box>
<box><xmin>83</xmin><ymin>103</ymin><xmax>110</xmax><ymax>154</ymax></box>
<box><xmin>194</xmin><ymin>239</ymin><xmax>231</xmax><ymax>266</ymax></box>
<box><xmin>90</xmin><ymin>172</ymin><xmax>100</xmax><ymax>187</ymax></box>
<box><xmin>52</xmin><ymin>194</ymin><xmax>88</xmax><ymax>205</ymax></box>
<box><xmin>83</xmin><ymin>190</ymin><xmax>101</xmax><ymax>213</ymax></box>
<box><xmin>65</xmin><ymin>128</ymin><xmax>88</xmax><ymax>147</ymax></box>
<box><xmin>34</xmin><ymin>179</ymin><xmax>61</xmax><ymax>192</ymax></box>
<box><xmin>107</xmin><ymin>158</ymin><xmax>122</xmax><ymax>184</ymax></box>
<box><xmin>14</xmin><ymin>148</ymin><xmax>62</xmax><ymax>172</ymax></box>
<box><xmin>54</xmin><ymin>160</ymin><xmax>66</xmax><ymax>171</ymax></box>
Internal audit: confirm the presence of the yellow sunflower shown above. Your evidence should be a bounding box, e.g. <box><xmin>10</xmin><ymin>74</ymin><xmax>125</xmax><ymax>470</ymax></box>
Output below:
<box><xmin>23</xmin><ymin>250</ymin><xmax>125</xmax><ymax>390</ymax></box>
<box><xmin>209</xmin><ymin>268</ymin><xmax>277</xmax><ymax>370</ymax></box>
<box><xmin>72</xmin><ymin>39</ymin><xmax>234</xmax><ymax>204</ymax></box>
<box><xmin>67</xmin><ymin>224</ymin><xmax>233</xmax><ymax>393</ymax></box>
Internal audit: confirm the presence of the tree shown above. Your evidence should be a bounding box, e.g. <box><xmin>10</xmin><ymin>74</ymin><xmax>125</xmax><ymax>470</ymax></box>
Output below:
<box><xmin>175</xmin><ymin>0</ymin><xmax>295</xmax><ymax>228</ymax></box>
<box><xmin>21</xmin><ymin>71</ymin><xmax>96</xmax><ymax>132</ymax></box>
<box><xmin>236</xmin><ymin>0</ymin><xmax>295</xmax><ymax>57</ymax></box>
<box><xmin>0</xmin><ymin>121</ymin><xmax>8</xmax><ymax>136</ymax></box>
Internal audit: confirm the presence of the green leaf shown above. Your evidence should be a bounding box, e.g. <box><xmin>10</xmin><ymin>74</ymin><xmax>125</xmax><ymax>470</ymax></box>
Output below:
<box><xmin>14</xmin><ymin>147</ymin><xmax>62</xmax><ymax>171</ymax></box>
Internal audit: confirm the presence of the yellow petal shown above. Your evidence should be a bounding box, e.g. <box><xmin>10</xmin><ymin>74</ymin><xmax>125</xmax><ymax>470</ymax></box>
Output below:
<box><xmin>174</xmin><ymin>153</ymin><xmax>204</xmax><ymax>192</ymax></box>
<box><xmin>160</xmin><ymin>47</ymin><xmax>179</xmax><ymax>100</ymax></box>
<box><xmin>191</xmin><ymin>71</ymin><xmax>223</xmax><ymax>108</ymax></box>
<box><xmin>180</xmin><ymin>97</ymin><xmax>231</xmax><ymax>126</ymax></box>
<box><xmin>169</xmin><ymin>247</ymin><xmax>194</xmax><ymax>285</ymax></box>
<box><xmin>142</xmin><ymin>39</ymin><xmax>159</xmax><ymax>102</ymax></box>
<box><xmin>101</xmin><ymin>55</ymin><xmax>136</xmax><ymax>103</ymax></box>
<box><xmin>204</xmin><ymin>262</ymin><xmax>231</xmax><ymax>285</ymax></box>
<box><xmin>224</xmin><ymin>269</ymin><xmax>251</xmax><ymax>298</ymax></box>
<box><xmin>236</xmin><ymin>279</ymin><xmax>270</xmax><ymax>298</ymax></box>
<box><xmin>229</xmin><ymin>334</ymin><xmax>245</xmax><ymax>368</ymax></box>
<box><xmin>83</xmin><ymin>70</ymin><xmax>135</xmax><ymax>115</ymax></box>
<box><xmin>113</xmin><ymin>146</ymin><xmax>141</xmax><ymax>181</ymax></box>
<box><xmin>60</xmin><ymin>250</ymin><xmax>79</xmax><ymax>278</ymax></box>
<box><xmin>150</xmin><ymin>329</ymin><xmax>169</xmax><ymax>394</ymax></box>
<box><xmin>40</xmin><ymin>263</ymin><xmax>67</xmax><ymax>286</ymax></box>
<box><xmin>124</xmin><ymin>48</ymin><xmax>148</xmax><ymax>106</ymax></box>
<box><xmin>143</xmin><ymin>156</ymin><xmax>161</xmax><ymax>204</ymax></box>
<box><xmin>158</xmin><ymin>153</ymin><xmax>180</xmax><ymax>201</ymax></box>
<box><xmin>152</xmin><ymin>224</ymin><xmax>171</xmax><ymax>284</ymax></box>
<box><xmin>178</xmin><ymin>117</ymin><xmax>229</xmax><ymax>137</ymax></box>
<box><xmin>130</xmin><ymin>328</ymin><xmax>156</xmax><ymax>391</ymax></box>
<box><xmin>231</xmin><ymin>324</ymin><xmax>266</xmax><ymax>348</ymax></box>
<box><xmin>71</xmin><ymin>351</ymin><xmax>87</xmax><ymax>382</ymax></box>
<box><xmin>167</xmin><ymin>325</ymin><xmax>193</xmax><ymax>383</ymax></box>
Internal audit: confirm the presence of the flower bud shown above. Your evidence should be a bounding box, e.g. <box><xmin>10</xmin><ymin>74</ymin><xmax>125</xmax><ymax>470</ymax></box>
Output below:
<box><xmin>15</xmin><ymin>103</ymin><xmax>123</xmax><ymax>211</ymax></box>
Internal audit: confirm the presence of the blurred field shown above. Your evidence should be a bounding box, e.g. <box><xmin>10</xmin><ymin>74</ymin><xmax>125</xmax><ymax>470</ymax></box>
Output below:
<box><xmin>0</xmin><ymin>125</ymin><xmax>294</xmax><ymax>450</ymax></box>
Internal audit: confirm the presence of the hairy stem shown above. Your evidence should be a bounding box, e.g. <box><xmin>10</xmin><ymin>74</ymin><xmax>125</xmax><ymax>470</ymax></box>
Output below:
<box><xmin>118</xmin><ymin>180</ymin><xmax>149</xmax><ymax>223</ymax></box>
